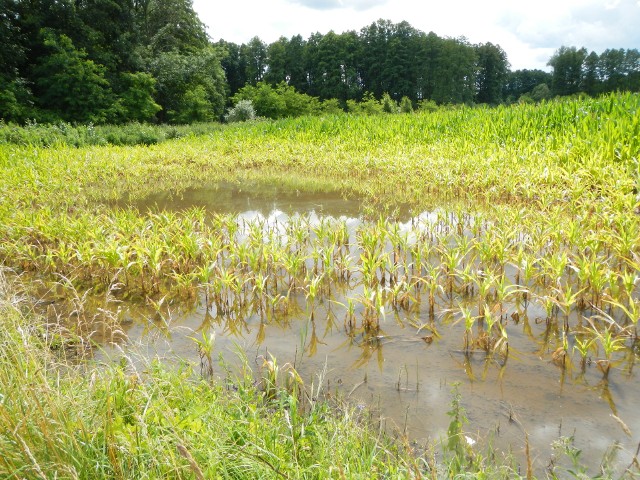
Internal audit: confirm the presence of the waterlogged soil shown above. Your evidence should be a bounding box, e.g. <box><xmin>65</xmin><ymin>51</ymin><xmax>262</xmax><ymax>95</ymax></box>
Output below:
<box><xmin>82</xmin><ymin>184</ymin><xmax>640</xmax><ymax>475</ymax></box>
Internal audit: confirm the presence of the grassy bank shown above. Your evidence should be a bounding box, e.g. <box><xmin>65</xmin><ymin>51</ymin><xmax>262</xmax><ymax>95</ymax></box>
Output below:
<box><xmin>0</xmin><ymin>272</ymin><xmax>427</xmax><ymax>478</ymax></box>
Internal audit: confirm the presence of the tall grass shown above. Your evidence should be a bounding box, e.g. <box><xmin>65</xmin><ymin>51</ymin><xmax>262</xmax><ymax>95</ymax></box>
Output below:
<box><xmin>0</xmin><ymin>273</ymin><xmax>425</xmax><ymax>479</ymax></box>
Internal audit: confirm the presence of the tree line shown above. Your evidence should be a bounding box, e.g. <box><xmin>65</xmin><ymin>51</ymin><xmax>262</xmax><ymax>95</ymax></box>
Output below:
<box><xmin>1</xmin><ymin>0</ymin><xmax>639</xmax><ymax>124</ymax></box>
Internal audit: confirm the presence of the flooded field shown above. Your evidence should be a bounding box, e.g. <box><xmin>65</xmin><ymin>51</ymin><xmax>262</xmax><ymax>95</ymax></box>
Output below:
<box><xmin>54</xmin><ymin>181</ymin><xmax>640</xmax><ymax>475</ymax></box>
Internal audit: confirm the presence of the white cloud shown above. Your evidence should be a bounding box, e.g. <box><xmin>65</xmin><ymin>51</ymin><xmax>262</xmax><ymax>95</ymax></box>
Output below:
<box><xmin>286</xmin><ymin>0</ymin><xmax>388</xmax><ymax>10</ymax></box>
<box><xmin>194</xmin><ymin>0</ymin><xmax>640</xmax><ymax>71</ymax></box>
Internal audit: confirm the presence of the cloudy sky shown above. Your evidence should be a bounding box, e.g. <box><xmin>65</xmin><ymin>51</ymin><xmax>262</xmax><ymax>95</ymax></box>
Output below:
<box><xmin>192</xmin><ymin>0</ymin><xmax>640</xmax><ymax>70</ymax></box>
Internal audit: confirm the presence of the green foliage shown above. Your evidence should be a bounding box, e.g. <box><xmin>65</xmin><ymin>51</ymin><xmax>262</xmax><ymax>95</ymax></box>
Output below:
<box><xmin>232</xmin><ymin>82</ymin><xmax>285</xmax><ymax>119</ymax></box>
<box><xmin>170</xmin><ymin>85</ymin><xmax>215</xmax><ymax>124</ymax></box>
<box><xmin>5</xmin><ymin>2</ymin><xmax>640</xmax><ymax>127</ymax></box>
<box><xmin>276</xmin><ymin>82</ymin><xmax>321</xmax><ymax>116</ymax></box>
<box><xmin>0</xmin><ymin>121</ymin><xmax>223</xmax><ymax>147</ymax></box>
<box><xmin>225</xmin><ymin>99</ymin><xmax>256</xmax><ymax>123</ymax></box>
<box><xmin>399</xmin><ymin>96</ymin><xmax>413</xmax><ymax>113</ymax></box>
<box><xmin>320</xmin><ymin>98</ymin><xmax>344</xmax><ymax>114</ymax></box>
<box><xmin>243</xmin><ymin>37</ymin><xmax>268</xmax><ymax>85</ymax></box>
<box><xmin>231</xmin><ymin>82</ymin><xmax>319</xmax><ymax>119</ymax></box>
<box><xmin>351</xmin><ymin>92</ymin><xmax>383</xmax><ymax>115</ymax></box>
<box><xmin>529</xmin><ymin>83</ymin><xmax>552</xmax><ymax>102</ymax></box>
<box><xmin>143</xmin><ymin>0</ymin><xmax>209</xmax><ymax>55</ymax></box>
<box><xmin>548</xmin><ymin>46</ymin><xmax>588</xmax><ymax>96</ymax></box>
<box><xmin>381</xmin><ymin>92</ymin><xmax>398</xmax><ymax>113</ymax></box>
<box><xmin>117</xmin><ymin>72</ymin><xmax>162</xmax><ymax>123</ymax></box>
<box><xmin>34</xmin><ymin>30</ymin><xmax>116</xmax><ymax>124</ymax></box>
<box><xmin>150</xmin><ymin>48</ymin><xmax>226</xmax><ymax>123</ymax></box>
<box><xmin>503</xmin><ymin>69</ymin><xmax>553</xmax><ymax>103</ymax></box>
<box><xmin>475</xmin><ymin>42</ymin><xmax>510</xmax><ymax>104</ymax></box>
<box><xmin>418</xmin><ymin>99</ymin><xmax>438</xmax><ymax>112</ymax></box>
<box><xmin>0</xmin><ymin>76</ymin><xmax>35</xmax><ymax>123</ymax></box>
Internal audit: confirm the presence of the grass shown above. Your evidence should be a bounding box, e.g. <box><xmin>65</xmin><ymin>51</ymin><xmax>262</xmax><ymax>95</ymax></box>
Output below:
<box><xmin>0</xmin><ymin>121</ymin><xmax>227</xmax><ymax>148</ymax></box>
<box><xmin>0</xmin><ymin>273</ymin><xmax>425</xmax><ymax>479</ymax></box>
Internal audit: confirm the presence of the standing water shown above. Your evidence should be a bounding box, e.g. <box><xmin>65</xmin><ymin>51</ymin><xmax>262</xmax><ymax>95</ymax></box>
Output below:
<box><xmin>88</xmin><ymin>181</ymin><xmax>640</xmax><ymax>475</ymax></box>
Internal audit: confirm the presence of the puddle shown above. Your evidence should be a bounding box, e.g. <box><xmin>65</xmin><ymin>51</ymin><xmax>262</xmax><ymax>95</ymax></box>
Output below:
<box><xmin>71</xmin><ymin>183</ymin><xmax>640</xmax><ymax>474</ymax></box>
<box><xmin>116</xmin><ymin>180</ymin><xmax>365</xmax><ymax>219</ymax></box>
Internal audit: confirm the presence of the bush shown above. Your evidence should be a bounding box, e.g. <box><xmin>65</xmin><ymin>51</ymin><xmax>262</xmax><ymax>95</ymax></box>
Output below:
<box><xmin>530</xmin><ymin>83</ymin><xmax>552</xmax><ymax>102</ymax></box>
<box><xmin>418</xmin><ymin>99</ymin><xmax>438</xmax><ymax>113</ymax></box>
<box><xmin>361</xmin><ymin>93</ymin><xmax>383</xmax><ymax>115</ymax></box>
<box><xmin>399</xmin><ymin>96</ymin><xmax>413</xmax><ymax>113</ymax></box>
<box><xmin>320</xmin><ymin>98</ymin><xmax>344</xmax><ymax>114</ymax></box>
<box><xmin>381</xmin><ymin>93</ymin><xmax>398</xmax><ymax>113</ymax></box>
<box><xmin>231</xmin><ymin>82</ymin><xmax>321</xmax><ymax>119</ymax></box>
<box><xmin>225</xmin><ymin>100</ymin><xmax>256</xmax><ymax>123</ymax></box>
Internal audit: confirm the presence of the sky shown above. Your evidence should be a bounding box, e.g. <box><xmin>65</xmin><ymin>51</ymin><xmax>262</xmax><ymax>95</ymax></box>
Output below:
<box><xmin>192</xmin><ymin>0</ymin><xmax>640</xmax><ymax>71</ymax></box>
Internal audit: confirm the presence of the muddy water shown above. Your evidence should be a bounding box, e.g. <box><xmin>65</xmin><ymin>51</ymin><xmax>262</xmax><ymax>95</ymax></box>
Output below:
<box><xmin>116</xmin><ymin>180</ymin><xmax>365</xmax><ymax>219</ymax></box>
<box><xmin>98</xmin><ymin>184</ymin><xmax>640</xmax><ymax>475</ymax></box>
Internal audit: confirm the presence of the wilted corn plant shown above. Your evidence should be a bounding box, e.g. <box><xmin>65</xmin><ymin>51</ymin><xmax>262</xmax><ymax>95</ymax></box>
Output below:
<box><xmin>0</xmin><ymin>91</ymin><xmax>639</xmax><ymax>388</ymax></box>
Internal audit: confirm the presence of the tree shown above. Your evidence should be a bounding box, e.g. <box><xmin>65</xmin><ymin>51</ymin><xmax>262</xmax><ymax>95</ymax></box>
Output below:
<box><xmin>431</xmin><ymin>37</ymin><xmax>477</xmax><ymax>104</ymax></box>
<box><xmin>170</xmin><ymin>85</ymin><xmax>213</xmax><ymax>123</ymax></box>
<box><xmin>75</xmin><ymin>0</ymin><xmax>139</xmax><ymax>73</ymax></box>
<box><xmin>503</xmin><ymin>69</ymin><xmax>552</xmax><ymax>101</ymax></box>
<box><xmin>581</xmin><ymin>51</ymin><xmax>600</xmax><ymax>96</ymax></box>
<box><xmin>0</xmin><ymin>0</ymin><xmax>24</xmax><ymax>74</ymax></box>
<box><xmin>381</xmin><ymin>92</ymin><xmax>398</xmax><ymax>113</ymax></box>
<box><xmin>264</xmin><ymin>37</ymin><xmax>288</xmax><ymax>85</ymax></box>
<box><xmin>33</xmin><ymin>30</ymin><xmax>115</xmax><ymax>123</ymax></box>
<box><xmin>149</xmin><ymin>48</ymin><xmax>226</xmax><ymax>123</ymax></box>
<box><xmin>142</xmin><ymin>0</ymin><xmax>208</xmax><ymax>55</ymax></box>
<box><xmin>0</xmin><ymin>77</ymin><xmax>34</xmax><ymax>122</ymax></box>
<box><xmin>415</xmin><ymin>31</ymin><xmax>442</xmax><ymax>101</ymax></box>
<box><xmin>0</xmin><ymin>0</ymin><xmax>35</xmax><ymax>121</ymax></box>
<box><xmin>624</xmin><ymin>49</ymin><xmax>640</xmax><ymax>92</ymax></box>
<box><xmin>399</xmin><ymin>96</ymin><xmax>413</xmax><ymax>113</ymax></box>
<box><xmin>384</xmin><ymin>21</ymin><xmax>420</xmax><ymax>101</ymax></box>
<box><xmin>475</xmin><ymin>42</ymin><xmax>509</xmax><ymax>104</ymax></box>
<box><xmin>242</xmin><ymin>37</ymin><xmax>268</xmax><ymax>85</ymax></box>
<box><xmin>599</xmin><ymin>48</ymin><xmax>626</xmax><ymax>92</ymax></box>
<box><xmin>358</xmin><ymin>19</ymin><xmax>394</xmax><ymax>98</ymax></box>
<box><xmin>529</xmin><ymin>83</ymin><xmax>551</xmax><ymax>102</ymax></box>
<box><xmin>312</xmin><ymin>30</ymin><xmax>360</xmax><ymax>102</ymax></box>
<box><xmin>117</xmin><ymin>72</ymin><xmax>161</xmax><ymax>122</ymax></box>
<box><xmin>548</xmin><ymin>46</ymin><xmax>587</xmax><ymax>96</ymax></box>
<box><xmin>216</xmin><ymin>40</ymin><xmax>247</xmax><ymax>98</ymax></box>
<box><xmin>285</xmin><ymin>35</ymin><xmax>308</xmax><ymax>93</ymax></box>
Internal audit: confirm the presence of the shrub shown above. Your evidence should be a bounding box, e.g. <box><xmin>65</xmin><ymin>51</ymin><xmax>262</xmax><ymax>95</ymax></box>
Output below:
<box><xmin>359</xmin><ymin>92</ymin><xmax>383</xmax><ymax>115</ymax></box>
<box><xmin>399</xmin><ymin>96</ymin><xmax>413</xmax><ymax>113</ymax></box>
<box><xmin>418</xmin><ymin>99</ymin><xmax>438</xmax><ymax>113</ymax></box>
<box><xmin>320</xmin><ymin>98</ymin><xmax>343</xmax><ymax>114</ymax></box>
<box><xmin>225</xmin><ymin>100</ymin><xmax>256</xmax><ymax>123</ymax></box>
<box><xmin>381</xmin><ymin>93</ymin><xmax>398</xmax><ymax>113</ymax></box>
